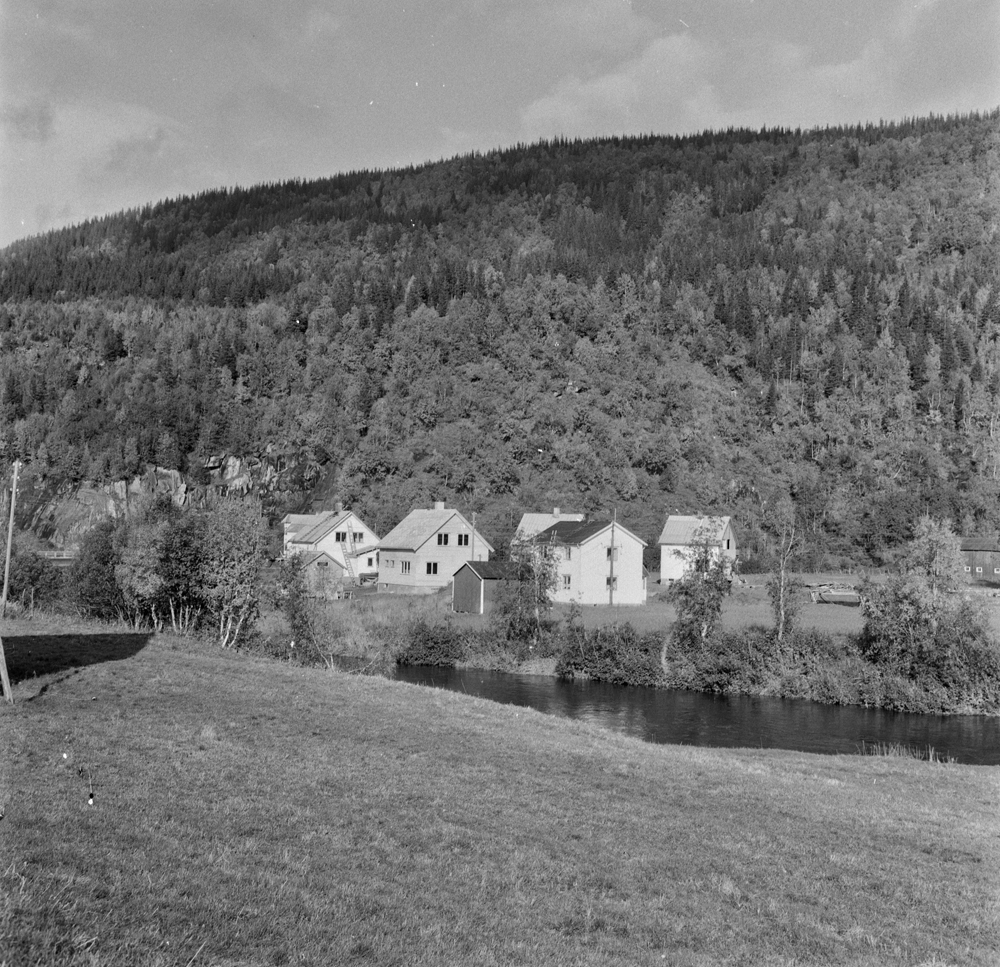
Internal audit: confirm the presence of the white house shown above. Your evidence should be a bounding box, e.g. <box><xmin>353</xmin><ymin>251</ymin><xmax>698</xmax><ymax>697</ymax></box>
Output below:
<box><xmin>513</xmin><ymin>508</ymin><xmax>585</xmax><ymax>544</ymax></box>
<box><xmin>282</xmin><ymin>504</ymin><xmax>380</xmax><ymax>585</ymax></box>
<box><xmin>378</xmin><ymin>502</ymin><xmax>494</xmax><ymax>593</ymax></box>
<box><xmin>533</xmin><ymin>519</ymin><xmax>646</xmax><ymax>606</ymax></box>
<box><xmin>657</xmin><ymin>515</ymin><xmax>737</xmax><ymax>583</ymax></box>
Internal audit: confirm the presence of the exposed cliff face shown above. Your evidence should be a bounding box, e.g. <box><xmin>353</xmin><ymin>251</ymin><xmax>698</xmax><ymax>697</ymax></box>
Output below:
<box><xmin>11</xmin><ymin>449</ymin><xmax>332</xmax><ymax>550</ymax></box>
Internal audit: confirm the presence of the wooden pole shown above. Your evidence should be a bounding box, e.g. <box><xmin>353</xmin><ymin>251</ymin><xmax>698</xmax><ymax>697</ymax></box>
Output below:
<box><xmin>0</xmin><ymin>460</ymin><xmax>19</xmax><ymax>703</ymax></box>
<box><xmin>1</xmin><ymin>460</ymin><xmax>20</xmax><ymax>619</ymax></box>
<box><xmin>609</xmin><ymin>509</ymin><xmax>616</xmax><ymax>607</ymax></box>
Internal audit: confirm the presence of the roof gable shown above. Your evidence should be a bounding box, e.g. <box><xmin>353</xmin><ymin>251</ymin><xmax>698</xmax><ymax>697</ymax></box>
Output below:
<box><xmin>534</xmin><ymin>519</ymin><xmax>646</xmax><ymax>547</ymax></box>
<box><xmin>658</xmin><ymin>515</ymin><xmax>731</xmax><ymax>547</ymax></box>
<box><xmin>514</xmin><ymin>511</ymin><xmax>585</xmax><ymax>542</ymax></box>
<box><xmin>293</xmin><ymin>510</ymin><xmax>354</xmax><ymax>545</ymax></box>
<box><xmin>379</xmin><ymin>507</ymin><xmax>495</xmax><ymax>553</ymax></box>
<box><xmin>299</xmin><ymin>550</ymin><xmax>343</xmax><ymax>569</ymax></box>
<box><xmin>454</xmin><ymin>560</ymin><xmax>508</xmax><ymax>580</ymax></box>
<box><xmin>961</xmin><ymin>537</ymin><xmax>1000</xmax><ymax>553</ymax></box>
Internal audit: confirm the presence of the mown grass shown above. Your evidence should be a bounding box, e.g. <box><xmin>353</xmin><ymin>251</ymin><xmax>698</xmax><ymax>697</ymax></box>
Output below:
<box><xmin>2</xmin><ymin>624</ymin><xmax>999</xmax><ymax>966</ymax></box>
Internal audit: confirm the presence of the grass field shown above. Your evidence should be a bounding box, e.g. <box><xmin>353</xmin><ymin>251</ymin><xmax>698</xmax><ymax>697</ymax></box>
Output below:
<box><xmin>3</xmin><ymin>620</ymin><xmax>999</xmax><ymax>966</ymax></box>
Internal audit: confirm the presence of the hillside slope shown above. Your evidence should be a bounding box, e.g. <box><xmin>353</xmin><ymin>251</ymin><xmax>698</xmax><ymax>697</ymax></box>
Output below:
<box><xmin>0</xmin><ymin>111</ymin><xmax>998</xmax><ymax>563</ymax></box>
<box><xmin>4</xmin><ymin>628</ymin><xmax>999</xmax><ymax>965</ymax></box>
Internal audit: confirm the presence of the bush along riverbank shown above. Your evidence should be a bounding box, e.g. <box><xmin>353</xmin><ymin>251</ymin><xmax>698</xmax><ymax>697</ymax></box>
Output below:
<box><xmin>267</xmin><ymin>595</ymin><xmax>1000</xmax><ymax>716</ymax></box>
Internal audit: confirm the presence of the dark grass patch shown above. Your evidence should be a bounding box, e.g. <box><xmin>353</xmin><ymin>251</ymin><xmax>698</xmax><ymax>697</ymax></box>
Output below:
<box><xmin>3</xmin><ymin>633</ymin><xmax>151</xmax><ymax>684</ymax></box>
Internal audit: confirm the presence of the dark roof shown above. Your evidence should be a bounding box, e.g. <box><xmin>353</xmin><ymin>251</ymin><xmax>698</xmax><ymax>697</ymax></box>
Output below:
<box><xmin>454</xmin><ymin>560</ymin><xmax>508</xmax><ymax>580</ymax></box>
<box><xmin>535</xmin><ymin>520</ymin><xmax>609</xmax><ymax>544</ymax></box>
<box><xmin>961</xmin><ymin>537</ymin><xmax>1000</xmax><ymax>552</ymax></box>
<box><xmin>533</xmin><ymin>519</ymin><xmax>645</xmax><ymax>547</ymax></box>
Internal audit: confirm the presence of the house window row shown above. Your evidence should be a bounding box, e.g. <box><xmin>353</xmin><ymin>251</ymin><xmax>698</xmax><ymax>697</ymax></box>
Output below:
<box><xmin>436</xmin><ymin>533</ymin><xmax>471</xmax><ymax>546</ymax></box>
<box><xmin>964</xmin><ymin>566</ymin><xmax>1000</xmax><ymax>573</ymax></box>
<box><xmin>335</xmin><ymin>530</ymin><xmax>366</xmax><ymax>543</ymax></box>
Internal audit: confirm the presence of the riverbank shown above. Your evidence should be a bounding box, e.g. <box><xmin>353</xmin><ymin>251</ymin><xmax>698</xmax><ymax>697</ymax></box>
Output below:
<box><xmin>4</xmin><ymin>628</ymin><xmax>998</xmax><ymax>966</ymax></box>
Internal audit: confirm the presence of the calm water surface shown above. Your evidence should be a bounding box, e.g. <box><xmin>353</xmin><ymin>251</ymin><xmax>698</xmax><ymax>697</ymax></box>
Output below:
<box><xmin>393</xmin><ymin>666</ymin><xmax>1000</xmax><ymax>765</ymax></box>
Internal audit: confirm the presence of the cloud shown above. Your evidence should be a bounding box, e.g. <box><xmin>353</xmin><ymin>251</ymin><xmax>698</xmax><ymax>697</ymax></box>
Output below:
<box><xmin>520</xmin><ymin>34</ymin><xmax>726</xmax><ymax>140</ymax></box>
<box><xmin>1</xmin><ymin>101</ymin><xmax>55</xmax><ymax>142</ymax></box>
<box><xmin>86</xmin><ymin>127</ymin><xmax>171</xmax><ymax>185</ymax></box>
<box><xmin>519</xmin><ymin>0</ymin><xmax>1000</xmax><ymax>145</ymax></box>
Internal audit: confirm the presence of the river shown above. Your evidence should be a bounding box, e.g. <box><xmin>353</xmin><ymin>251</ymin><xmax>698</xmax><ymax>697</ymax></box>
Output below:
<box><xmin>393</xmin><ymin>665</ymin><xmax>1000</xmax><ymax>765</ymax></box>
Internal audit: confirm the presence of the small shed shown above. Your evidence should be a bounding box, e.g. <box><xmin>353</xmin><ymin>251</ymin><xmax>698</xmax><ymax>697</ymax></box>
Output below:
<box><xmin>960</xmin><ymin>537</ymin><xmax>1000</xmax><ymax>585</ymax></box>
<box><xmin>299</xmin><ymin>551</ymin><xmax>346</xmax><ymax>597</ymax></box>
<box><xmin>452</xmin><ymin>561</ymin><xmax>508</xmax><ymax>614</ymax></box>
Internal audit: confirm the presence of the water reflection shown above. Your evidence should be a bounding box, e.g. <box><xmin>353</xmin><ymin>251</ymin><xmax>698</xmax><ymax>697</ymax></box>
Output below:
<box><xmin>393</xmin><ymin>666</ymin><xmax>1000</xmax><ymax>765</ymax></box>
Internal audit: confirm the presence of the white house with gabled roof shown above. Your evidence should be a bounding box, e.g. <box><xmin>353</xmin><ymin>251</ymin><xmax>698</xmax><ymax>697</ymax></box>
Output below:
<box><xmin>378</xmin><ymin>502</ymin><xmax>494</xmax><ymax>593</ymax></box>
<box><xmin>658</xmin><ymin>515</ymin><xmax>737</xmax><ymax>583</ymax></box>
<box><xmin>533</xmin><ymin>519</ymin><xmax>647</xmax><ymax>606</ymax></box>
<box><xmin>282</xmin><ymin>504</ymin><xmax>380</xmax><ymax>585</ymax></box>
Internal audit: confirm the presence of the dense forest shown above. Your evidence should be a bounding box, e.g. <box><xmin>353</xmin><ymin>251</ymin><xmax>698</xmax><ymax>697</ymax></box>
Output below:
<box><xmin>0</xmin><ymin>110</ymin><xmax>998</xmax><ymax>567</ymax></box>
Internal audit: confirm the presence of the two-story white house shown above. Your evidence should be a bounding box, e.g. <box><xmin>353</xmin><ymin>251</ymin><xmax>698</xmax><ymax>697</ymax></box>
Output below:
<box><xmin>532</xmin><ymin>519</ymin><xmax>647</xmax><ymax>606</ymax></box>
<box><xmin>282</xmin><ymin>504</ymin><xmax>380</xmax><ymax>585</ymax></box>
<box><xmin>658</xmin><ymin>515</ymin><xmax>737</xmax><ymax>583</ymax></box>
<box><xmin>378</xmin><ymin>502</ymin><xmax>494</xmax><ymax>593</ymax></box>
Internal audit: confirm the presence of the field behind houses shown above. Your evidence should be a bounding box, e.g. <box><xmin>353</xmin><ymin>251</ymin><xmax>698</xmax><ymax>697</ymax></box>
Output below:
<box><xmin>2</xmin><ymin>619</ymin><xmax>999</xmax><ymax>966</ymax></box>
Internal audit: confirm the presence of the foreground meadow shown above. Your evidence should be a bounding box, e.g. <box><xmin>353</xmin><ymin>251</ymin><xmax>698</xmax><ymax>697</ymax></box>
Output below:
<box><xmin>2</xmin><ymin>623</ymin><xmax>999</xmax><ymax>966</ymax></box>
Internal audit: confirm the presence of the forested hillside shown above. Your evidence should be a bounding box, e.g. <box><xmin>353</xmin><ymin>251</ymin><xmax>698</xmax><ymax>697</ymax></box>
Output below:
<box><xmin>1</xmin><ymin>111</ymin><xmax>997</xmax><ymax>566</ymax></box>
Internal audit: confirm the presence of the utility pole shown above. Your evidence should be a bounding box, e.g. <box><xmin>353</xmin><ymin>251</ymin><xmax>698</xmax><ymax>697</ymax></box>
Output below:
<box><xmin>2</xmin><ymin>460</ymin><xmax>20</xmax><ymax>619</ymax></box>
<box><xmin>0</xmin><ymin>459</ymin><xmax>20</xmax><ymax>703</ymax></box>
<box><xmin>608</xmin><ymin>508</ymin><xmax>616</xmax><ymax>607</ymax></box>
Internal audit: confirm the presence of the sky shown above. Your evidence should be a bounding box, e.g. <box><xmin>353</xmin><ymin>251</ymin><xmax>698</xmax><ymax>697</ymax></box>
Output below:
<box><xmin>1</xmin><ymin>0</ymin><xmax>998</xmax><ymax>249</ymax></box>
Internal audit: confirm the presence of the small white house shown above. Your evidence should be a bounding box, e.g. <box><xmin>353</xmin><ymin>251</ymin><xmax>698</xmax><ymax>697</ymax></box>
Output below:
<box><xmin>282</xmin><ymin>505</ymin><xmax>380</xmax><ymax>585</ymax></box>
<box><xmin>658</xmin><ymin>515</ymin><xmax>737</xmax><ymax>583</ymax></box>
<box><xmin>533</xmin><ymin>519</ymin><xmax>646</xmax><ymax>606</ymax></box>
<box><xmin>378</xmin><ymin>502</ymin><xmax>494</xmax><ymax>593</ymax></box>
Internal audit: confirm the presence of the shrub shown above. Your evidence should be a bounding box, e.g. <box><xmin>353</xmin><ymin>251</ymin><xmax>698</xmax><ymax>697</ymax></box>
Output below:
<box><xmin>396</xmin><ymin>619</ymin><xmax>464</xmax><ymax>667</ymax></box>
<box><xmin>556</xmin><ymin>622</ymin><xmax>664</xmax><ymax>688</ymax></box>
<box><xmin>6</xmin><ymin>551</ymin><xmax>64</xmax><ymax>612</ymax></box>
<box><xmin>68</xmin><ymin>520</ymin><xmax>126</xmax><ymax>621</ymax></box>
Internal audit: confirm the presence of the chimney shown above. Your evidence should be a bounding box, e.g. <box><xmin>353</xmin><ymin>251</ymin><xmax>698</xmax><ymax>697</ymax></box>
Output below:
<box><xmin>553</xmin><ymin>507</ymin><xmax>560</xmax><ymax>516</ymax></box>
<box><xmin>434</xmin><ymin>501</ymin><xmax>446</xmax><ymax>511</ymax></box>
<box><xmin>335</xmin><ymin>501</ymin><xmax>344</xmax><ymax>513</ymax></box>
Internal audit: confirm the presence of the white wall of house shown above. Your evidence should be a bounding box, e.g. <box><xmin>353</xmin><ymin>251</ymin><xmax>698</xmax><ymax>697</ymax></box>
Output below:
<box><xmin>550</xmin><ymin>529</ymin><xmax>646</xmax><ymax>606</ymax></box>
<box><xmin>659</xmin><ymin>520</ymin><xmax>737</xmax><ymax>582</ymax></box>
<box><xmin>379</xmin><ymin>518</ymin><xmax>490</xmax><ymax>593</ymax></box>
<box><xmin>287</xmin><ymin>512</ymin><xmax>380</xmax><ymax>580</ymax></box>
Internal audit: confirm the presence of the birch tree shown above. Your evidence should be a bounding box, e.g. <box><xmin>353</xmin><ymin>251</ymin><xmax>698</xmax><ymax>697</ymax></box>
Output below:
<box><xmin>200</xmin><ymin>497</ymin><xmax>266</xmax><ymax>648</ymax></box>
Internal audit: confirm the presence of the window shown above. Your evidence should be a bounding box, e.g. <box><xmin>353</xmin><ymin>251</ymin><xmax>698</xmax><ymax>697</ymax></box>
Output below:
<box><xmin>457</xmin><ymin>534</ymin><xmax>469</xmax><ymax>546</ymax></box>
<box><xmin>606</xmin><ymin>576</ymin><xmax>618</xmax><ymax>591</ymax></box>
<box><xmin>976</xmin><ymin>567</ymin><xmax>983</xmax><ymax>573</ymax></box>
<box><xmin>317</xmin><ymin>561</ymin><xmax>328</xmax><ymax>568</ymax></box>
<box><xmin>562</xmin><ymin>575</ymin><xmax>571</xmax><ymax>589</ymax></box>
<box><xmin>564</xmin><ymin>546</ymin><xmax>571</xmax><ymax>561</ymax></box>
<box><xmin>726</xmin><ymin>539</ymin><xmax>731</xmax><ymax>550</ymax></box>
<box><xmin>335</xmin><ymin>531</ymin><xmax>347</xmax><ymax>543</ymax></box>
<box><xmin>964</xmin><ymin>566</ymin><xmax>972</xmax><ymax>572</ymax></box>
<box><xmin>367</xmin><ymin>558</ymin><xmax>374</xmax><ymax>567</ymax></box>
<box><xmin>401</xmin><ymin>561</ymin><xmax>411</xmax><ymax>575</ymax></box>
<box><xmin>426</xmin><ymin>562</ymin><xmax>438</xmax><ymax>575</ymax></box>
<box><xmin>994</xmin><ymin>568</ymin><xmax>1000</xmax><ymax>575</ymax></box>
<box><xmin>438</xmin><ymin>533</ymin><xmax>449</xmax><ymax>546</ymax></box>
<box><xmin>354</xmin><ymin>532</ymin><xmax>364</xmax><ymax>542</ymax></box>
<box><xmin>606</xmin><ymin>547</ymin><xmax>619</xmax><ymax>562</ymax></box>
